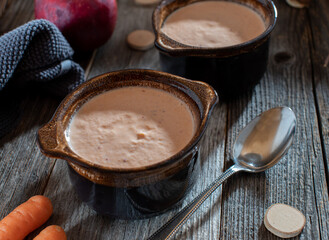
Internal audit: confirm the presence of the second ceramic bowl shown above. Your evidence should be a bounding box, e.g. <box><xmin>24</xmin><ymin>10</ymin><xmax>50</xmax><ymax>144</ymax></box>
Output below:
<box><xmin>153</xmin><ymin>0</ymin><xmax>277</xmax><ymax>100</ymax></box>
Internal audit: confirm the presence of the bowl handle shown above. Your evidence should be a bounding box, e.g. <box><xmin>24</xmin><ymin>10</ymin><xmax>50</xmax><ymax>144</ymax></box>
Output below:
<box><xmin>182</xmin><ymin>79</ymin><xmax>219</xmax><ymax>112</ymax></box>
<box><xmin>37</xmin><ymin>121</ymin><xmax>63</xmax><ymax>157</ymax></box>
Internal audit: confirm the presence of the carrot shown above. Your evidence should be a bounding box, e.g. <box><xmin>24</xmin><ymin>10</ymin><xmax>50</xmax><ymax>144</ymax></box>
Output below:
<box><xmin>0</xmin><ymin>195</ymin><xmax>53</xmax><ymax>240</ymax></box>
<box><xmin>33</xmin><ymin>225</ymin><xmax>67</xmax><ymax>240</ymax></box>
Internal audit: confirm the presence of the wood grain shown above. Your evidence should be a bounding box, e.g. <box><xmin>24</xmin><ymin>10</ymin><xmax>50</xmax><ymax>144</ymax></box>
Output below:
<box><xmin>307</xmin><ymin>0</ymin><xmax>329</xmax><ymax>238</ymax></box>
<box><xmin>220</xmin><ymin>2</ymin><xmax>329</xmax><ymax>239</ymax></box>
<box><xmin>0</xmin><ymin>0</ymin><xmax>7</xmax><ymax>17</ymax></box>
<box><xmin>88</xmin><ymin>0</ymin><xmax>161</xmax><ymax>78</ymax></box>
<box><xmin>0</xmin><ymin>0</ymin><xmax>34</xmax><ymax>35</ymax></box>
<box><xmin>219</xmin><ymin>1</ymin><xmax>329</xmax><ymax>239</ymax></box>
<box><xmin>0</xmin><ymin>95</ymin><xmax>59</xmax><ymax>217</ymax></box>
<box><xmin>0</xmin><ymin>0</ymin><xmax>328</xmax><ymax>240</ymax></box>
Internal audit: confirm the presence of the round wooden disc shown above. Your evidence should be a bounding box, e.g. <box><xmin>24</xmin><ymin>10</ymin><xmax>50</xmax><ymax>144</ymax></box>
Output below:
<box><xmin>264</xmin><ymin>203</ymin><xmax>306</xmax><ymax>238</ymax></box>
<box><xmin>126</xmin><ymin>30</ymin><xmax>155</xmax><ymax>51</ymax></box>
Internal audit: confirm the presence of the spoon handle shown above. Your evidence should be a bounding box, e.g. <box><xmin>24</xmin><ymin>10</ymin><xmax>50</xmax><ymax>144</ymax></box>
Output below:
<box><xmin>147</xmin><ymin>164</ymin><xmax>242</xmax><ymax>240</ymax></box>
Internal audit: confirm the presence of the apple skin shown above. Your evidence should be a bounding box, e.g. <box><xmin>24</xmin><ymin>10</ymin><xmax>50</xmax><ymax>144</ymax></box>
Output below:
<box><xmin>35</xmin><ymin>0</ymin><xmax>117</xmax><ymax>51</ymax></box>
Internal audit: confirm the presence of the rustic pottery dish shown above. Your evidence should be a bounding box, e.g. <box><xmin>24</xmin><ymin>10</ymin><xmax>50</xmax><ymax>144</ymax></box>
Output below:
<box><xmin>153</xmin><ymin>0</ymin><xmax>277</xmax><ymax>100</ymax></box>
<box><xmin>37</xmin><ymin>69</ymin><xmax>218</xmax><ymax>219</ymax></box>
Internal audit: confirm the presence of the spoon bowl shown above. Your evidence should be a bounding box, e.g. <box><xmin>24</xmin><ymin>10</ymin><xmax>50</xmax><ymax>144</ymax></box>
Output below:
<box><xmin>148</xmin><ymin>106</ymin><xmax>296</xmax><ymax>240</ymax></box>
<box><xmin>233</xmin><ymin>107</ymin><xmax>296</xmax><ymax>172</ymax></box>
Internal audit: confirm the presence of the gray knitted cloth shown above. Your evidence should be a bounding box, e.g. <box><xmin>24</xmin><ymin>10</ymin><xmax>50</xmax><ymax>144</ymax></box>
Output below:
<box><xmin>0</xmin><ymin>19</ymin><xmax>85</xmax><ymax>138</ymax></box>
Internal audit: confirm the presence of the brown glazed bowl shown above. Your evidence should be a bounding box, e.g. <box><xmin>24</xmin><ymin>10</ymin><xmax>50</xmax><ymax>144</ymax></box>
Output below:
<box><xmin>153</xmin><ymin>0</ymin><xmax>277</xmax><ymax>100</ymax></box>
<box><xmin>37</xmin><ymin>69</ymin><xmax>218</xmax><ymax>219</ymax></box>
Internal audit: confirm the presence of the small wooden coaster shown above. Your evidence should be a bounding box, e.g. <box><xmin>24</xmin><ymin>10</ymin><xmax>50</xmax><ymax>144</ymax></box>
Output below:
<box><xmin>264</xmin><ymin>203</ymin><xmax>306</xmax><ymax>238</ymax></box>
<box><xmin>286</xmin><ymin>0</ymin><xmax>305</xmax><ymax>8</ymax></box>
<box><xmin>127</xmin><ymin>30</ymin><xmax>155</xmax><ymax>51</ymax></box>
<box><xmin>135</xmin><ymin>0</ymin><xmax>161</xmax><ymax>6</ymax></box>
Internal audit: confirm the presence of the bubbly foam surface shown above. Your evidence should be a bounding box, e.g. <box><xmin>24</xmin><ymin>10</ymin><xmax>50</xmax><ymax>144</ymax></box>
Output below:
<box><xmin>161</xmin><ymin>1</ymin><xmax>266</xmax><ymax>48</ymax></box>
<box><xmin>69</xmin><ymin>86</ymin><xmax>195</xmax><ymax>168</ymax></box>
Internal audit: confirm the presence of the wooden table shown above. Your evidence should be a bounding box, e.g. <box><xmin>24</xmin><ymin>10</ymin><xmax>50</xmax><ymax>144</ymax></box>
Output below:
<box><xmin>1</xmin><ymin>0</ymin><xmax>328</xmax><ymax>239</ymax></box>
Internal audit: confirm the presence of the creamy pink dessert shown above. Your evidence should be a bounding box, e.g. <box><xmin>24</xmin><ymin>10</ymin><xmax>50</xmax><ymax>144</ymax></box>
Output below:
<box><xmin>161</xmin><ymin>1</ymin><xmax>266</xmax><ymax>48</ymax></box>
<box><xmin>68</xmin><ymin>86</ymin><xmax>196</xmax><ymax>168</ymax></box>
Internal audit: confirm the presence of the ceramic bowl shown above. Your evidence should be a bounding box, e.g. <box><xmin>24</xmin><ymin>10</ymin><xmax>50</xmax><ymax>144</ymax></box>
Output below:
<box><xmin>37</xmin><ymin>69</ymin><xmax>218</xmax><ymax>219</ymax></box>
<box><xmin>153</xmin><ymin>0</ymin><xmax>277</xmax><ymax>100</ymax></box>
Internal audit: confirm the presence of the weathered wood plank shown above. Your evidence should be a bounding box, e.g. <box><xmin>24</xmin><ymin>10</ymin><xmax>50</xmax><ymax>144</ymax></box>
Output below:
<box><xmin>0</xmin><ymin>0</ymin><xmax>95</xmax><ymax>237</ymax></box>
<box><xmin>42</xmin><ymin>0</ymin><xmax>329</xmax><ymax>239</ymax></box>
<box><xmin>0</xmin><ymin>94</ymin><xmax>59</xmax><ymax>217</ymax></box>
<box><xmin>0</xmin><ymin>0</ymin><xmax>57</xmax><ymax>223</ymax></box>
<box><xmin>0</xmin><ymin>0</ymin><xmax>34</xmax><ymax>35</ymax></box>
<box><xmin>0</xmin><ymin>0</ymin><xmax>7</xmax><ymax>17</ymax></box>
<box><xmin>88</xmin><ymin>1</ymin><xmax>161</xmax><ymax>77</ymax></box>
<box><xmin>308</xmin><ymin>0</ymin><xmax>329</xmax><ymax>186</ymax></box>
<box><xmin>219</xmin><ymin>1</ymin><xmax>329</xmax><ymax>239</ymax></box>
<box><xmin>0</xmin><ymin>0</ymin><xmax>328</xmax><ymax>240</ymax></box>
<box><xmin>308</xmin><ymin>0</ymin><xmax>329</xmax><ymax>238</ymax></box>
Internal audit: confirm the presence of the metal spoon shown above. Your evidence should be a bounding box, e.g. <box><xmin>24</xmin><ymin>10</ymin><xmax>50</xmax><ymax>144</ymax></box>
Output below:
<box><xmin>147</xmin><ymin>106</ymin><xmax>296</xmax><ymax>240</ymax></box>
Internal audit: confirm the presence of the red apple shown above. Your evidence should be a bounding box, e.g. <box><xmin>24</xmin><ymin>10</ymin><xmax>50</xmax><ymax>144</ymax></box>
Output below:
<box><xmin>35</xmin><ymin>0</ymin><xmax>117</xmax><ymax>51</ymax></box>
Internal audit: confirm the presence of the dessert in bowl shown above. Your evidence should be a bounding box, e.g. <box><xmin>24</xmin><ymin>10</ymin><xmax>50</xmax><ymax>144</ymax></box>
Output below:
<box><xmin>37</xmin><ymin>69</ymin><xmax>218</xmax><ymax>219</ymax></box>
<box><xmin>68</xmin><ymin>86</ymin><xmax>196</xmax><ymax>169</ymax></box>
<box><xmin>153</xmin><ymin>0</ymin><xmax>277</xmax><ymax>100</ymax></box>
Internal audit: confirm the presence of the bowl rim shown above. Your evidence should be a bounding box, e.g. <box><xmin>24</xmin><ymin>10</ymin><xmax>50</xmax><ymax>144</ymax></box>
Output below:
<box><xmin>152</xmin><ymin>0</ymin><xmax>278</xmax><ymax>58</ymax></box>
<box><xmin>37</xmin><ymin>69</ymin><xmax>218</xmax><ymax>175</ymax></box>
